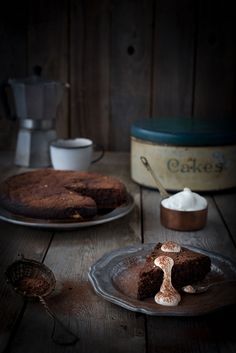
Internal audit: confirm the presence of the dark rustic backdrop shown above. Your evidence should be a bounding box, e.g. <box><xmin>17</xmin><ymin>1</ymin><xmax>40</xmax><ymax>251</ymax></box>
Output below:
<box><xmin>0</xmin><ymin>0</ymin><xmax>235</xmax><ymax>151</ymax></box>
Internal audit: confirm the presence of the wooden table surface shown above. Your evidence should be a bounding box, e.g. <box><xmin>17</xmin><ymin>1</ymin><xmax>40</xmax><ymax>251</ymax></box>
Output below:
<box><xmin>0</xmin><ymin>152</ymin><xmax>236</xmax><ymax>353</ymax></box>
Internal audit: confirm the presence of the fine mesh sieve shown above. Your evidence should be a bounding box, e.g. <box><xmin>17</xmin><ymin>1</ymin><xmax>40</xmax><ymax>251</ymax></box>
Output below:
<box><xmin>6</xmin><ymin>256</ymin><xmax>79</xmax><ymax>346</ymax></box>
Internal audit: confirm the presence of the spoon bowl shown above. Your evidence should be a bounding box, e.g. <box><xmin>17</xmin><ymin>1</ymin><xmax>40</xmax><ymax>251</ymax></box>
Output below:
<box><xmin>182</xmin><ymin>279</ymin><xmax>236</xmax><ymax>294</ymax></box>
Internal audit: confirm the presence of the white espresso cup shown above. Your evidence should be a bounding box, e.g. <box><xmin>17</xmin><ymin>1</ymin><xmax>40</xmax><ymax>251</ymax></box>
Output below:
<box><xmin>50</xmin><ymin>138</ymin><xmax>104</xmax><ymax>171</ymax></box>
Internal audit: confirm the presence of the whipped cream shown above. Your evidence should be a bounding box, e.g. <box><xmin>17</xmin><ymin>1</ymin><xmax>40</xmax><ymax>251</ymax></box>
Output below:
<box><xmin>154</xmin><ymin>256</ymin><xmax>181</xmax><ymax>306</ymax></box>
<box><xmin>161</xmin><ymin>187</ymin><xmax>207</xmax><ymax>211</ymax></box>
<box><xmin>182</xmin><ymin>285</ymin><xmax>196</xmax><ymax>294</ymax></box>
<box><xmin>161</xmin><ymin>241</ymin><xmax>181</xmax><ymax>253</ymax></box>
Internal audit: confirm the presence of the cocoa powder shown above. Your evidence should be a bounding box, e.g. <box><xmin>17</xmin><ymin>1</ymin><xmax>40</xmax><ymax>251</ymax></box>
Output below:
<box><xmin>16</xmin><ymin>276</ymin><xmax>50</xmax><ymax>296</ymax></box>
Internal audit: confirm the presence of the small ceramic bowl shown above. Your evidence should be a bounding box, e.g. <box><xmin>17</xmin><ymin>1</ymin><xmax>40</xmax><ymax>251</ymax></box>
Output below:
<box><xmin>160</xmin><ymin>202</ymin><xmax>208</xmax><ymax>231</ymax></box>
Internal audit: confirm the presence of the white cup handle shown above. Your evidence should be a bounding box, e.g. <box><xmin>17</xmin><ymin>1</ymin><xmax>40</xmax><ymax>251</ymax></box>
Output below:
<box><xmin>92</xmin><ymin>144</ymin><xmax>105</xmax><ymax>164</ymax></box>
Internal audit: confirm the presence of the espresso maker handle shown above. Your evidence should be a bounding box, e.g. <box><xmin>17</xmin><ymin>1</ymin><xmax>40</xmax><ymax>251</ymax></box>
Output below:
<box><xmin>33</xmin><ymin>65</ymin><xmax>42</xmax><ymax>77</ymax></box>
<box><xmin>1</xmin><ymin>82</ymin><xmax>17</xmax><ymax>121</ymax></box>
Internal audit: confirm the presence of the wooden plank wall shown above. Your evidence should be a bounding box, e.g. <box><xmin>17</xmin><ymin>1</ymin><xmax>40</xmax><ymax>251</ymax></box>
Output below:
<box><xmin>0</xmin><ymin>0</ymin><xmax>235</xmax><ymax>152</ymax></box>
<box><xmin>0</xmin><ymin>0</ymin><xmax>28</xmax><ymax>150</ymax></box>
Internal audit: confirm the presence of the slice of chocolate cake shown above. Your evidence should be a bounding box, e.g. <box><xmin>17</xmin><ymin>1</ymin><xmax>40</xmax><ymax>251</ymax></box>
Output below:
<box><xmin>137</xmin><ymin>241</ymin><xmax>211</xmax><ymax>300</ymax></box>
<box><xmin>64</xmin><ymin>172</ymin><xmax>127</xmax><ymax>210</ymax></box>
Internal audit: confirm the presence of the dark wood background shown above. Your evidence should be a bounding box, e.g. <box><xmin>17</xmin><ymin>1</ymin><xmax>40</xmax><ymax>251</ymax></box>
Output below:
<box><xmin>0</xmin><ymin>0</ymin><xmax>235</xmax><ymax>151</ymax></box>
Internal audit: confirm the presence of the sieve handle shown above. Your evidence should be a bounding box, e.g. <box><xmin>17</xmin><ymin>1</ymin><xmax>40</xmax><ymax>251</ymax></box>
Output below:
<box><xmin>38</xmin><ymin>296</ymin><xmax>79</xmax><ymax>346</ymax></box>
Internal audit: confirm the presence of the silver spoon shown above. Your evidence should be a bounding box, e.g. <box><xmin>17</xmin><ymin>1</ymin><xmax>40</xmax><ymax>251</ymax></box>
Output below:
<box><xmin>182</xmin><ymin>279</ymin><xmax>236</xmax><ymax>294</ymax></box>
<box><xmin>140</xmin><ymin>156</ymin><xmax>170</xmax><ymax>199</ymax></box>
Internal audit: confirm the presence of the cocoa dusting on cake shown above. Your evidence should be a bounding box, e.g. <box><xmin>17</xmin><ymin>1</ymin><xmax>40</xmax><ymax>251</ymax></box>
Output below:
<box><xmin>0</xmin><ymin>169</ymin><xmax>128</xmax><ymax>220</ymax></box>
<box><xmin>137</xmin><ymin>241</ymin><xmax>211</xmax><ymax>301</ymax></box>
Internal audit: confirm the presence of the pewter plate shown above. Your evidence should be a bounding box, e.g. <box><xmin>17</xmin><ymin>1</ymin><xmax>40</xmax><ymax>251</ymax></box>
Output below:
<box><xmin>88</xmin><ymin>243</ymin><xmax>236</xmax><ymax>316</ymax></box>
<box><xmin>0</xmin><ymin>194</ymin><xmax>135</xmax><ymax>230</ymax></box>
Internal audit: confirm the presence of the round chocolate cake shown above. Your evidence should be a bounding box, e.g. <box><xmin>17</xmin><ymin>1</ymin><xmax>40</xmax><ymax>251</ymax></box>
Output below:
<box><xmin>0</xmin><ymin>169</ymin><xmax>127</xmax><ymax>221</ymax></box>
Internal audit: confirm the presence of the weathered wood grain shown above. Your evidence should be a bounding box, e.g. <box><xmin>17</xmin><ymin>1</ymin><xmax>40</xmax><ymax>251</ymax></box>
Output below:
<box><xmin>1</xmin><ymin>0</ymin><xmax>236</xmax><ymax>152</ymax></box>
<box><xmin>141</xmin><ymin>186</ymin><xmax>236</xmax><ymax>353</ymax></box>
<box><xmin>1</xmin><ymin>153</ymin><xmax>236</xmax><ymax>353</ymax></box>
<box><xmin>152</xmin><ymin>0</ymin><xmax>195</xmax><ymax>117</ymax></box>
<box><xmin>7</xmin><ymin>154</ymin><xmax>146</xmax><ymax>353</ymax></box>
<box><xmin>0</xmin><ymin>1</ymin><xmax>27</xmax><ymax>150</ymax></box>
<box><xmin>147</xmin><ymin>308</ymin><xmax>236</xmax><ymax>353</ymax></box>
<box><xmin>70</xmin><ymin>0</ymin><xmax>110</xmax><ymax>148</ymax></box>
<box><xmin>0</xmin><ymin>157</ymin><xmax>53</xmax><ymax>353</ymax></box>
<box><xmin>214</xmin><ymin>192</ymin><xmax>236</xmax><ymax>244</ymax></box>
<box><xmin>0</xmin><ymin>222</ymin><xmax>52</xmax><ymax>353</ymax></box>
<box><xmin>110</xmin><ymin>0</ymin><xmax>153</xmax><ymax>151</ymax></box>
<box><xmin>28</xmin><ymin>0</ymin><xmax>69</xmax><ymax>138</ymax></box>
<box><xmin>194</xmin><ymin>0</ymin><xmax>236</xmax><ymax>119</ymax></box>
<box><xmin>141</xmin><ymin>188</ymin><xmax>236</xmax><ymax>259</ymax></box>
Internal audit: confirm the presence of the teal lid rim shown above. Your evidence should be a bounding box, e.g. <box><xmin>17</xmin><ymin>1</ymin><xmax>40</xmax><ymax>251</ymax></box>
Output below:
<box><xmin>131</xmin><ymin>118</ymin><xmax>236</xmax><ymax>146</ymax></box>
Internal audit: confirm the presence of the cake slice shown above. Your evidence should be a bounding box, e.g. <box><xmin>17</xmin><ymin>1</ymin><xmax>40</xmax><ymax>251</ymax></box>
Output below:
<box><xmin>64</xmin><ymin>172</ymin><xmax>127</xmax><ymax>210</ymax></box>
<box><xmin>137</xmin><ymin>242</ymin><xmax>211</xmax><ymax>300</ymax></box>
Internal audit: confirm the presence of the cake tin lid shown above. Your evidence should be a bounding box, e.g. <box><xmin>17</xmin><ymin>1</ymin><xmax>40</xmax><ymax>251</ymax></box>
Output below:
<box><xmin>131</xmin><ymin>117</ymin><xmax>236</xmax><ymax>146</ymax></box>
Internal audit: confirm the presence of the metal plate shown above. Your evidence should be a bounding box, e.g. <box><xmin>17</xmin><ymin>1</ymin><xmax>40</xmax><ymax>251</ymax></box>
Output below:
<box><xmin>0</xmin><ymin>194</ymin><xmax>135</xmax><ymax>230</ymax></box>
<box><xmin>88</xmin><ymin>243</ymin><xmax>236</xmax><ymax>316</ymax></box>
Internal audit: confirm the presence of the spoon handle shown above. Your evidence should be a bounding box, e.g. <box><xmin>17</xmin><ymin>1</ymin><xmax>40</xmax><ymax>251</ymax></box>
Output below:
<box><xmin>140</xmin><ymin>156</ymin><xmax>170</xmax><ymax>199</ymax></box>
<box><xmin>182</xmin><ymin>279</ymin><xmax>236</xmax><ymax>294</ymax></box>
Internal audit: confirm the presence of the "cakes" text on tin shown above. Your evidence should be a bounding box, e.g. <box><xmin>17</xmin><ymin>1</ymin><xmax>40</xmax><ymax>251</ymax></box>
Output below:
<box><xmin>167</xmin><ymin>158</ymin><xmax>225</xmax><ymax>173</ymax></box>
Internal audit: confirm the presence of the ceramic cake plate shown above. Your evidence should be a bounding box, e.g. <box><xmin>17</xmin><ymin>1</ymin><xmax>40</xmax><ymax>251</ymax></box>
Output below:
<box><xmin>0</xmin><ymin>193</ymin><xmax>135</xmax><ymax>230</ymax></box>
<box><xmin>88</xmin><ymin>243</ymin><xmax>236</xmax><ymax>316</ymax></box>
